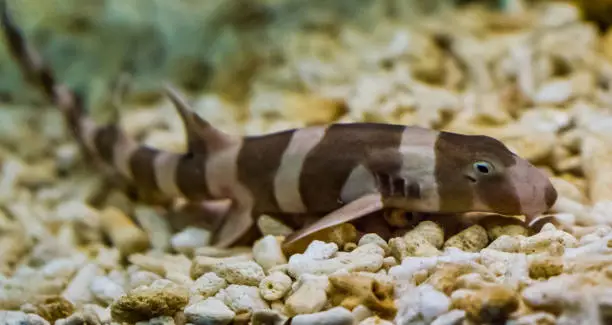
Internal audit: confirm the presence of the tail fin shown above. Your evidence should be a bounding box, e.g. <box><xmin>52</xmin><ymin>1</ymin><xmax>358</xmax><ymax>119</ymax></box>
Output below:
<box><xmin>0</xmin><ymin>3</ymin><xmax>234</xmax><ymax>205</ymax></box>
<box><xmin>0</xmin><ymin>0</ymin><xmax>84</xmax><ymax>140</ymax></box>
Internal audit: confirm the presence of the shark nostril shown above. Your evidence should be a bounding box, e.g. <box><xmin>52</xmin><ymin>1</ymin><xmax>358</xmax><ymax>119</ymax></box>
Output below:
<box><xmin>545</xmin><ymin>183</ymin><xmax>558</xmax><ymax>208</ymax></box>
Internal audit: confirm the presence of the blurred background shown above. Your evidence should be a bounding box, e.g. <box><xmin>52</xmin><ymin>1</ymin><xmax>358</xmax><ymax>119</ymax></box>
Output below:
<box><xmin>1</xmin><ymin>0</ymin><xmax>611</xmax><ymax>116</ymax></box>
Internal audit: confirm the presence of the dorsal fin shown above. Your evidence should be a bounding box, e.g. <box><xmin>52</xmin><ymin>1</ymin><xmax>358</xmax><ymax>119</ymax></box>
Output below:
<box><xmin>163</xmin><ymin>83</ymin><xmax>237</xmax><ymax>153</ymax></box>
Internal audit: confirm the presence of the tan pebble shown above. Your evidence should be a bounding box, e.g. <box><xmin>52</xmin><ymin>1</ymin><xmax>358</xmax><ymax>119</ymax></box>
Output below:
<box><xmin>382</xmin><ymin>257</ymin><xmax>397</xmax><ymax>270</ymax></box>
<box><xmin>250</xmin><ymin>91</ymin><xmax>346</xmax><ymax>124</ymax></box>
<box><xmin>389</xmin><ymin>236</ymin><xmax>439</xmax><ymax>260</ymax></box>
<box><xmin>328</xmin><ymin>274</ymin><xmax>397</xmax><ymax>320</ymax></box>
<box><xmin>100</xmin><ymin>207</ymin><xmax>150</xmax><ymax>256</ymax></box>
<box><xmin>480</xmin><ymin>215</ymin><xmax>529</xmax><ymax>240</ymax></box>
<box><xmin>528</xmin><ymin>255</ymin><xmax>564</xmax><ymax>279</ymax></box>
<box><xmin>213</xmin><ymin>260</ymin><xmax>266</xmax><ymax>286</ymax></box>
<box><xmin>23</xmin><ymin>296</ymin><xmax>75</xmax><ymax>324</ymax></box>
<box><xmin>284</xmin><ymin>274</ymin><xmax>329</xmax><ymax>316</ymax></box>
<box><xmin>194</xmin><ymin>246</ymin><xmax>253</xmax><ymax>258</ymax></box>
<box><xmin>358</xmin><ymin>234</ymin><xmax>390</xmax><ymax>256</ymax></box>
<box><xmin>110</xmin><ymin>283</ymin><xmax>189</xmax><ymax>323</ymax></box>
<box><xmin>581</xmin><ymin>134</ymin><xmax>612</xmax><ymax>203</ymax></box>
<box><xmin>283</xmin><ymin>223</ymin><xmax>357</xmax><ymax>256</ymax></box>
<box><xmin>259</xmin><ymin>271</ymin><xmax>292</xmax><ymax>301</ymax></box>
<box><xmin>564</xmin><ymin>255</ymin><xmax>612</xmax><ymax>274</ymax></box>
<box><xmin>0</xmin><ymin>233</ymin><xmax>31</xmax><ymax>275</ymax></box>
<box><xmin>443</xmin><ymin>225</ymin><xmax>489</xmax><ymax>252</ymax></box>
<box><xmin>190</xmin><ymin>255</ymin><xmax>252</xmax><ymax>279</ymax></box>
<box><xmin>343</xmin><ymin>242</ymin><xmax>357</xmax><ymax>252</ymax></box>
<box><xmin>233</xmin><ymin>312</ymin><xmax>252</xmax><ymax>325</ymax></box>
<box><xmin>328</xmin><ymin>224</ymin><xmax>359</xmax><ymax>248</ymax></box>
<box><xmin>487</xmin><ymin>235</ymin><xmax>524</xmax><ymax>253</ymax></box>
<box><xmin>384</xmin><ymin>209</ymin><xmax>410</xmax><ymax>228</ymax></box>
<box><xmin>455</xmin><ymin>273</ymin><xmax>489</xmax><ymax>290</ymax></box>
<box><xmin>425</xmin><ymin>263</ymin><xmax>493</xmax><ymax>296</ymax></box>
<box><xmin>16</xmin><ymin>159</ymin><xmax>57</xmax><ymax>188</ymax></box>
<box><xmin>128</xmin><ymin>254</ymin><xmax>167</xmax><ymax>276</ymax></box>
<box><xmin>451</xmin><ymin>285</ymin><xmax>519</xmax><ymax>323</ymax></box>
<box><xmin>271</xmin><ymin>301</ymin><xmax>285</xmax><ymax>314</ymax></box>
<box><xmin>404</xmin><ymin>221</ymin><xmax>445</xmax><ymax>248</ymax></box>
<box><xmin>257</xmin><ymin>215</ymin><xmax>293</xmax><ymax>237</ymax></box>
<box><xmin>520</xmin><ymin>226</ymin><xmax>578</xmax><ymax>254</ymax></box>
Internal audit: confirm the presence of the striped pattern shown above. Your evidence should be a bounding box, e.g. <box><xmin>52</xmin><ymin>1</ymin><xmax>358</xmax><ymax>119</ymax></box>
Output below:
<box><xmin>232</xmin><ymin>123</ymin><xmax>420</xmax><ymax>214</ymax></box>
<box><xmin>78</xmin><ymin>117</ymin><xmax>214</xmax><ymax>201</ymax></box>
<box><xmin>273</xmin><ymin>126</ymin><xmax>328</xmax><ymax>213</ymax></box>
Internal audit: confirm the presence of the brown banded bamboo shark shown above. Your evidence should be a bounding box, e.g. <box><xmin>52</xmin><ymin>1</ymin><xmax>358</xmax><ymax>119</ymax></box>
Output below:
<box><xmin>0</xmin><ymin>1</ymin><xmax>558</xmax><ymax>251</ymax></box>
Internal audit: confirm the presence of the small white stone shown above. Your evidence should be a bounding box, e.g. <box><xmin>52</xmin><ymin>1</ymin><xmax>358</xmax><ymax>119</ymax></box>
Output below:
<box><xmin>215</xmin><ymin>284</ymin><xmax>270</xmax><ymax>313</ymax></box>
<box><xmin>291</xmin><ymin>307</ymin><xmax>354</xmax><ymax>325</ymax></box>
<box><xmin>214</xmin><ymin>260</ymin><xmax>266</xmax><ymax>286</ymax></box>
<box><xmin>0</xmin><ymin>311</ymin><xmax>50</xmax><ymax>325</ymax></box>
<box><xmin>394</xmin><ymin>284</ymin><xmax>450</xmax><ymax>324</ymax></box>
<box><xmin>129</xmin><ymin>270</ymin><xmax>163</xmax><ymax>289</ymax></box>
<box><xmin>533</xmin><ymin>78</ymin><xmax>573</xmax><ymax>105</ymax></box>
<box><xmin>192</xmin><ymin>272</ymin><xmax>228</xmax><ymax>298</ymax></box>
<box><xmin>431</xmin><ymin>309</ymin><xmax>466</xmax><ymax>325</ymax></box>
<box><xmin>40</xmin><ymin>255</ymin><xmax>86</xmax><ymax>280</ymax></box>
<box><xmin>90</xmin><ymin>275</ymin><xmax>125</xmax><ymax>304</ymax></box>
<box><xmin>303</xmin><ymin>240</ymin><xmax>338</xmax><ymax>260</ymax></box>
<box><xmin>185</xmin><ymin>297</ymin><xmax>236</xmax><ymax>325</ymax></box>
<box><xmin>62</xmin><ymin>262</ymin><xmax>101</xmax><ymax>305</ymax></box>
<box><xmin>259</xmin><ymin>271</ymin><xmax>292</xmax><ymax>301</ymax></box>
<box><xmin>420</xmin><ymin>285</ymin><xmax>451</xmax><ymax>321</ymax></box>
<box><xmin>285</xmin><ymin>274</ymin><xmax>330</xmax><ymax>316</ymax></box>
<box><xmin>358</xmin><ymin>234</ymin><xmax>390</xmax><ymax>255</ymax></box>
<box><xmin>171</xmin><ymin>226</ymin><xmax>211</xmax><ymax>255</ymax></box>
<box><xmin>253</xmin><ymin>235</ymin><xmax>287</xmax><ymax>271</ymax></box>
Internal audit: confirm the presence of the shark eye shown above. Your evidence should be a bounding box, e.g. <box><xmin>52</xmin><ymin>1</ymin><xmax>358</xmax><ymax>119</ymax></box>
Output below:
<box><xmin>473</xmin><ymin>161</ymin><xmax>493</xmax><ymax>175</ymax></box>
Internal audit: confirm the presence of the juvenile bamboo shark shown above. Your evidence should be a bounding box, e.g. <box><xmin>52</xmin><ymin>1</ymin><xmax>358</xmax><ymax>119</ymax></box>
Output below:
<box><xmin>0</xmin><ymin>2</ymin><xmax>558</xmax><ymax>250</ymax></box>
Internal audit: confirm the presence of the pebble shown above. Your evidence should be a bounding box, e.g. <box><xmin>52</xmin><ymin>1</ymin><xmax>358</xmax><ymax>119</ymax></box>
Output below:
<box><xmin>291</xmin><ymin>307</ymin><xmax>354</xmax><ymax>325</ymax></box>
<box><xmin>184</xmin><ymin>297</ymin><xmax>236</xmax><ymax>325</ymax></box>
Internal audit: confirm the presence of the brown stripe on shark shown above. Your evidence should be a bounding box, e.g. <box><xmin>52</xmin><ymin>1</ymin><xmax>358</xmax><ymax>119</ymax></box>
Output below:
<box><xmin>299</xmin><ymin>123</ymin><xmax>406</xmax><ymax>212</ymax></box>
<box><xmin>274</xmin><ymin>126</ymin><xmax>328</xmax><ymax>213</ymax></box>
<box><xmin>434</xmin><ymin>131</ymin><xmax>520</xmax><ymax>213</ymax></box>
<box><xmin>236</xmin><ymin>129</ymin><xmax>296</xmax><ymax>212</ymax></box>
<box><xmin>175</xmin><ymin>153</ymin><xmax>212</xmax><ymax>201</ymax></box>
<box><xmin>129</xmin><ymin>146</ymin><xmax>161</xmax><ymax>191</ymax></box>
<box><xmin>93</xmin><ymin>124</ymin><xmax>120</xmax><ymax>164</ymax></box>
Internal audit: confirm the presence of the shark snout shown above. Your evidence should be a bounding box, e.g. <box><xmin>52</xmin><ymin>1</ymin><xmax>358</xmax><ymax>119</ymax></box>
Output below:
<box><xmin>513</xmin><ymin>159</ymin><xmax>558</xmax><ymax>218</ymax></box>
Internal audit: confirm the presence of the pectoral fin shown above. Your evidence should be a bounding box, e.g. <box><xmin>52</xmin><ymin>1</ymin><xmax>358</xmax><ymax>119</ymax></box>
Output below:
<box><xmin>282</xmin><ymin>193</ymin><xmax>384</xmax><ymax>249</ymax></box>
<box><xmin>212</xmin><ymin>202</ymin><xmax>255</xmax><ymax>248</ymax></box>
